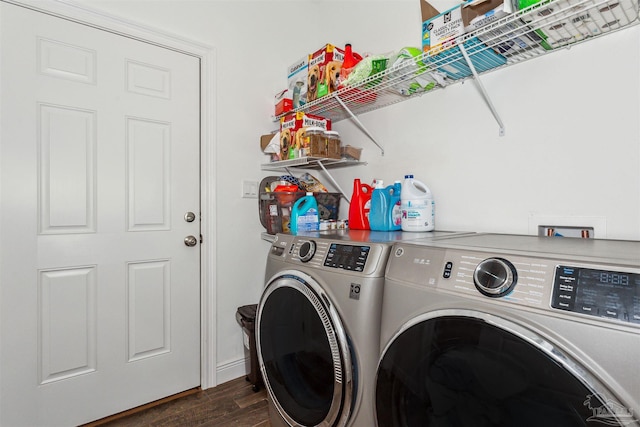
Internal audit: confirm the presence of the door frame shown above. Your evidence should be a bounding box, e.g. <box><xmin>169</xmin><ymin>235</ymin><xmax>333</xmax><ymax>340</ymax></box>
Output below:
<box><xmin>0</xmin><ymin>0</ymin><xmax>218</xmax><ymax>389</ymax></box>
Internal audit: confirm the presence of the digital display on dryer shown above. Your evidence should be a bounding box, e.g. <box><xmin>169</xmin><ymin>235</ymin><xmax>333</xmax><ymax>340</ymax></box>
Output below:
<box><xmin>552</xmin><ymin>265</ymin><xmax>640</xmax><ymax>325</ymax></box>
<box><xmin>324</xmin><ymin>244</ymin><xmax>370</xmax><ymax>271</ymax></box>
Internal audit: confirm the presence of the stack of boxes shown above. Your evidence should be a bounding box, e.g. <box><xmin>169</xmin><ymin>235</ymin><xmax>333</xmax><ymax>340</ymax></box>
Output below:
<box><xmin>275</xmin><ymin>44</ymin><xmax>348</xmax><ymax>161</ymax></box>
<box><xmin>274</xmin><ymin>43</ymin><xmax>346</xmax><ymax>118</ymax></box>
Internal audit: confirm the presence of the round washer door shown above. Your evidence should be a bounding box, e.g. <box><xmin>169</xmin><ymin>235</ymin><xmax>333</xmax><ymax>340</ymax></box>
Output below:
<box><xmin>256</xmin><ymin>271</ymin><xmax>353</xmax><ymax>427</ymax></box>
<box><xmin>376</xmin><ymin>310</ymin><xmax>634</xmax><ymax>427</ymax></box>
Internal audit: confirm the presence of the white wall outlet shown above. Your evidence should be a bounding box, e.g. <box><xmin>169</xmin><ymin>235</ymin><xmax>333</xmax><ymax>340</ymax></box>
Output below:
<box><xmin>242</xmin><ymin>180</ymin><xmax>259</xmax><ymax>199</ymax></box>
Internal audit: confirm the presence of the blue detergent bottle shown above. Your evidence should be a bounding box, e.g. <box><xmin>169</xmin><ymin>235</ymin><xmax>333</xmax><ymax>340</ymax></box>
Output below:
<box><xmin>389</xmin><ymin>181</ymin><xmax>402</xmax><ymax>231</ymax></box>
<box><xmin>290</xmin><ymin>192</ymin><xmax>319</xmax><ymax>235</ymax></box>
<box><xmin>370</xmin><ymin>180</ymin><xmax>394</xmax><ymax>231</ymax></box>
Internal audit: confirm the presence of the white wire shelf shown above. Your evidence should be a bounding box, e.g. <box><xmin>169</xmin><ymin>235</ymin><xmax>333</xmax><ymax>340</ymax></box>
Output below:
<box><xmin>260</xmin><ymin>157</ymin><xmax>366</xmax><ymax>171</ymax></box>
<box><xmin>260</xmin><ymin>157</ymin><xmax>366</xmax><ymax>200</ymax></box>
<box><xmin>277</xmin><ymin>0</ymin><xmax>639</xmax><ymax>124</ymax></box>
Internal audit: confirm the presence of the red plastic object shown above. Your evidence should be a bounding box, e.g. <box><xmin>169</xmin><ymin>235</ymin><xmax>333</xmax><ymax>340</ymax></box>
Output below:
<box><xmin>339</xmin><ymin>43</ymin><xmax>362</xmax><ymax>90</ymax></box>
<box><xmin>348</xmin><ymin>178</ymin><xmax>373</xmax><ymax>230</ymax></box>
<box><xmin>342</xmin><ymin>44</ymin><xmax>361</xmax><ymax>70</ymax></box>
<box><xmin>273</xmin><ymin>184</ymin><xmax>299</xmax><ymax>193</ymax></box>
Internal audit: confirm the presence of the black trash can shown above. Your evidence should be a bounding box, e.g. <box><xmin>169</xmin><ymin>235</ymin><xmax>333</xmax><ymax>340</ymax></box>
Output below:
<box><xmin>236</xmin><ymin>304</ymin><xmax>263</xmax><ymax>392</ymax></box>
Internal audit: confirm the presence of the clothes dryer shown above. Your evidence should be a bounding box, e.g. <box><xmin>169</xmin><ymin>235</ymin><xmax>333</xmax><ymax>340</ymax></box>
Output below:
<box><xmin>376</xmin><ymin>233</ymin><xmax>640</xmax><ymax>427</ymax></box>
<box><xmin>256</xmin><ymin>230</ymin><xmax>460</xmax><ymax>427</ymax></box>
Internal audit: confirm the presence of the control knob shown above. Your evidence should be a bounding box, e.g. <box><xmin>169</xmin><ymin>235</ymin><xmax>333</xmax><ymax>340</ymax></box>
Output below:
<box><xmin>473</xmin><ymin>257</ymin><xmax>517</xmax><ymax>297</ymax></box>
<box><xmin>298</xmin><ymin>240</ymin><xmax>316</xmax><ymax>263</ymax></box>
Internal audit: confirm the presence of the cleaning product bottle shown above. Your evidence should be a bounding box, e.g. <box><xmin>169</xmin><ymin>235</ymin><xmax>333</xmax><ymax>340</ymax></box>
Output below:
<box><xmin>400</xmin><ymin>174</ymin><xmax>435</xmax><ymax>232</ymax></box>
<box><xmin>290</xmin><ymin>193</ymin><xmax>319</xmax><ymax>235</ymax></box>
<box><xmin>370</xmin><ymin>180</ymin><xmax>392</xmax><ymax>231</ymax></box>
<box><xmin>348</xmin><ymin>178</ymin><xmax>373</xmax><ymax>230</ymax></box>
<box><xmin>389</xmin><ymin>181</ymin><xmax>402</xmax><ymax>231</ymax></box>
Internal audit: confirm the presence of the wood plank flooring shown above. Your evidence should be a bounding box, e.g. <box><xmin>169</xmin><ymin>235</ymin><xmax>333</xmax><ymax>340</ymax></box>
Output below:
<box><xmin>87</xmin><ymin>377</ymin><xmax>271</xmax><ymax>427</ymax></box>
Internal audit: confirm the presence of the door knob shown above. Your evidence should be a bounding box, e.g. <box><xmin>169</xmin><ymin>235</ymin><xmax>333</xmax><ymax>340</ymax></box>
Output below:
<box><xmin>184</xmin><ymin>235</ymin><xmax>198</xmax><ymax>247</ymax></box>
<box><xmin>184</xmin><ymin>212</ymin><xmax>196</xmax><ymax>222</ymax></box>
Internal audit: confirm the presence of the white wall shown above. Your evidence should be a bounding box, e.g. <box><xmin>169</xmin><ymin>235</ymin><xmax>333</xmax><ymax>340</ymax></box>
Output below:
<box><xmin>82</xmin><ymin>0</ymin><xmax>640</xmax><ymax>384</ymax></box>
<box><xmin>332</xmin><ymin>26</ymin><xmax>640</xmax><ymax>239</ymax></box>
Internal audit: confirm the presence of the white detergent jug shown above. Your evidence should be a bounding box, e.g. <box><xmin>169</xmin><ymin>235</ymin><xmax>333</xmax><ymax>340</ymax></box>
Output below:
<box><xmin>400</xmin><ymin>174</ymin><xmax>435</xmax><ymax>232</ymax></box>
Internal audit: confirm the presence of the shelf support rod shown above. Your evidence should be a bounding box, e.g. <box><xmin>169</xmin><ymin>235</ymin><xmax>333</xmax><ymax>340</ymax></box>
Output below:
<box><xmin>334</xmin><ymin>95</ymin><xmax>385</xmax><ymax>155</ymax></box>
<box><xmin>315</xmin><ymin>160</ymin><xmax>350</xmax><ymax>203</ymax></box>
<box><xmin>457</xmin><ymin>40</ymin><xmax>506</xmax><ymax>137</ymax></box>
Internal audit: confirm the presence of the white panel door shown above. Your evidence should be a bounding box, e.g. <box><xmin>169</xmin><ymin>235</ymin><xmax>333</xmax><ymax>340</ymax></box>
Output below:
<box><xmin>0</xmin><ymin>3</ymin><xmax>201</xmax><ymax>426</ymax></box>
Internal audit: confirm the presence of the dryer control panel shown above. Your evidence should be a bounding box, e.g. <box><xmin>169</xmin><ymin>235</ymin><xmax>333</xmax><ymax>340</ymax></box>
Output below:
<box><xmin>552</xmin><ymin>265</ymin><xmax>640</xmax><ymax>325</ymax></box>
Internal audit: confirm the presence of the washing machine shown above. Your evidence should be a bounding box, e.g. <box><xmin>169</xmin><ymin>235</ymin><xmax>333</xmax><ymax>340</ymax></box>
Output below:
<box><xmin>256</xmin><ymin>229</ymin><xmax>462</xmax><ymax>427</ymax></box>
<box><xmin>376</xmin><ymin>233</ymin><xmax>640</xmax><ymax>427</ymax></box>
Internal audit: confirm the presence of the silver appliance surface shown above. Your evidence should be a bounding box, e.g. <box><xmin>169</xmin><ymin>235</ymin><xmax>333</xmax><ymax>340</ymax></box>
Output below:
<box><xmin>258</xmin><ymin>230</ymin><xmax>467</xmax><ymax>427</ymax></box>
<box><xmin>377</xmin><ymin>233</ymin><xmax>640</xmax><ymax>427</ymax></box>
<box><xmin>406</xmin><ymin>232</ymin><xmax>640</xmax><ymax>263</ymax></box>
<box><xmin>296</xmin><ymin>229</ymin><xmax>467</xmax><ymax>243</ymax></box>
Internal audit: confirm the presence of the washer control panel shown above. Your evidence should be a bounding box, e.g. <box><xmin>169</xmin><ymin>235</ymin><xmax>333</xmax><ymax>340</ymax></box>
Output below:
<box><xmin>324</xmin><ymin>243</ymin><xmax>370</xmax><ymax>272</ymax></box>
<box><xmin>271</xmin><ymin>234</ymin><xmax>388</xmax><ymax>276</ymax></box>
<box><xmin>552</xmin><ymin>265</ymin><xmax>640</xmax><ymax>325</ymax></box>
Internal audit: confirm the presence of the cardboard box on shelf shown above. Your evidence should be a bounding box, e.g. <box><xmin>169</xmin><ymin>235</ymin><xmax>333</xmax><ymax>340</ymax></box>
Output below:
<box><xmin>421</xmin><ymin>0</ymin><xmax>467</xmax><ymax>53</ymax></box>
<box><xmin>307</xmin><ymin>44</ymin><xmax>345</xmax><ymax>103</ymax></box>
<box><xmin>274</xmin><ymin>89</ymin><xmax>293</xmax><ymax>116</ymax></box>
<box><xmin>279</xmin><ymin>112</ymin><xmax>331</xmax><ymax>160</ymax></box>
<box><xmin>421</xmin><ymin>0</ymin><xmax>515</xmax><ymax>52</ymax></box>
<box><xmin>288</xmin><ymin>56</ymin><xmax>308</xmax><ymax>109</ymax></box>
<box><xmin>260</xmin><ymin>133</ymin><xmax>279</xmax><ymax>161</ymax></box>
<box><xmin>420</xmin><ymin>0</ymin><xmax>508</xmax><ymax>80</ymax></box>
<box><xmin>260</xmin><ymin>134</ymin><xmax>273</xmax><ymax>151</ymax></box>
<box><xmin>464</xmin><ymin>0</ymin><xmax>516</xmax><ymax>31</ymax></box>
<box><xmin>341</xmin><ymin>145</ymin><xmax>363</xmax><ymax>161</ymax></box>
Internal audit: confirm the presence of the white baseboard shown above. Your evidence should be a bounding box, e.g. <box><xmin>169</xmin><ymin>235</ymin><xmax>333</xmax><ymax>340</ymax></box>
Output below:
<box><xmin>212</xmin><ymin>356</ymin><xmax>249</xmax><ymax>387</ymax></box>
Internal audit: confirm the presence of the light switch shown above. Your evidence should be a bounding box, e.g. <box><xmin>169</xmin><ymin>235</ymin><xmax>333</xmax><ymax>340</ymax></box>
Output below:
<box><xmin>242</xmin><ymin>180</ymin><xmax>258</xmax><ymax>199</ymax></box>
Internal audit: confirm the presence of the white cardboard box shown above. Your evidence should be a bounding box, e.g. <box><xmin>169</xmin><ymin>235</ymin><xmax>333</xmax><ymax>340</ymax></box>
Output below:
<box><xmin>287</xmin><ymin>56</ymin><xmax>308</xmax><ymax>109</ymax></box>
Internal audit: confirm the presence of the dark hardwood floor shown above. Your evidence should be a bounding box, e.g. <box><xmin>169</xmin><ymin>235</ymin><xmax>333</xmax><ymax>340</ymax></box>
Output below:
<box><xmin>87</xmin><ymin>377</ymin><xmax>271</xmax><ymax>427</ymax></box>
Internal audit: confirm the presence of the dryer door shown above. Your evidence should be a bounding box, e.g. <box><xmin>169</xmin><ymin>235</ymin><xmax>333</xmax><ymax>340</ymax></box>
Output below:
<box><xmin>375</xmin><ymin>311</ymin><xmax>637</xmax><ymax>427</ymax></box>
<box><xmin>256</xmin><ymin>271</ymin><xmax>353</xmax><ymax>427</ymax></box>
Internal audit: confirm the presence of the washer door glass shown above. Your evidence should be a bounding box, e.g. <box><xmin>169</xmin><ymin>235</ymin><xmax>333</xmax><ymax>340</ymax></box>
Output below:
<box><xmin>376</xmin><ymin>314</ymin><xmax>630</xmax><ymax>427</ymax></box>
<box><xmin>258</xmin><ymin>276</ymin><xmax>350</xmax><ymax>426</ymax></box>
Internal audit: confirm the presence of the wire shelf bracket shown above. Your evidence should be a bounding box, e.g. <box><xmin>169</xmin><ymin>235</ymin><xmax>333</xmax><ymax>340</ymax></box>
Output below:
<box><xmin>334</xmin><ymin>95</ymin><xmax>385</xmax><ymax>156</ymax></box>
<box><xmin>457</xmin><ymin>39</ymin><xmax>506</xmax><ymax>137</ymax></box>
